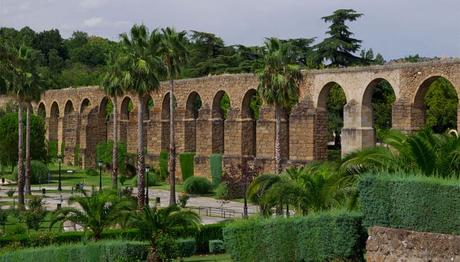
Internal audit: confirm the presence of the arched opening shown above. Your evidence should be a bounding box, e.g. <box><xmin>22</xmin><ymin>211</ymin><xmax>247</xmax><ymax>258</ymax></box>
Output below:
<box><xmin>317</xmin><ymin>82</ymin><xmax>347</xmax><ymax>160</ymax></box>
<box><xmin>241</xmin><ymin>89</ymin><xmax>258</xmax><ymax>157</ymax></box>
<box><xmin>184</xmin><ymin>92</ymin><xmax>202</xmax><ymax>152</ymax></box>
<box><xmin>99</xmin><ymin>97</ymin><xmax>111</xmax><ymax>141</ymax></box>
<box><xmin>63</xmin><ymin>100</ymin><xmax>76</xmax><ymax>163</ymax></box>
<box><xmin>413</xmin><ymin>76</ymin><xmax>458</xmax><ymax>133</ymax></box>
<box><xmin>161</xmin><ymin>92</ymin><xmax>177</xmax><ymax>152</ymax></box>
<box><xmin>144</xmin><ymin>96</ymin><xmax>154</xmax><ymax>120</ymax></box>
<box><xmin>37</xmin><ymin>103</ymin><xmax>46</xmax><ymax>119</ymax></box>
<box><xmin>49</xmin><ymin>102</ymin><xmax>59</xmax><ymax>158</ymax></box>
<box><xmin>211</xmin><ymin>90</ymin><xmax>230</xmax><ymax>154</ymax></box>
<box><xmin>362</xmin><ymin>79</ymin><xmax>396</xmax><ymax>143</ymax></box>
<box><xmin>80</xmin><ymin>99</ymin><xmax>91</xmax><ymax>114</ymax></box>
<box><xmin>120</xmin><ymin>96</ymin><xmax>133</xmax><ymax>144</ymax></box>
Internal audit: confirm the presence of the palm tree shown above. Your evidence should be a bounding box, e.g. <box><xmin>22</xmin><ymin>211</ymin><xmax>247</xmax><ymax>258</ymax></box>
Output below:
<box><xmin>101</xmin><ymin>51</ymin><xmax>125</xmax><ymax>189</ymax></box>
<box><xmin>130</xmin><ymin>205</ymin><xmax>200</xmax><ymax>262</ymax></box>
<box><xmin>257</xmin><ymin>38</ymin><xmax>302</xmax><ymax>174</ymax></box>
<box><xmin>50</xmin><ymin>191</ymin><xmax>135</xmax><ymax>240</ymax></box>
<box><xmin>157</xmin><ymin>27</ymin><xmax>189</xmax><ymax>206</ymax></box>
<box><xmin>120</xmin><ymin>25</ymin><xmax>163</xmax><ymax>208</ymax></box>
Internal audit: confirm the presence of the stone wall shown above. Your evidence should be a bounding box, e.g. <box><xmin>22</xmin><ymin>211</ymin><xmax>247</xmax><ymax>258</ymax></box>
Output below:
<box><xmin>366</xmin><ymin>226</ymin><xmax>460</xmax><ymax>262</ymax></box>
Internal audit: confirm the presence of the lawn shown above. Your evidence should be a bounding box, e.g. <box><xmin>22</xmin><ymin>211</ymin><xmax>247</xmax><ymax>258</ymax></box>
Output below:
<box><xmin>174</xmin><ymin>254</ymin><xmax>232</xmax><ymax>262</ymax></box>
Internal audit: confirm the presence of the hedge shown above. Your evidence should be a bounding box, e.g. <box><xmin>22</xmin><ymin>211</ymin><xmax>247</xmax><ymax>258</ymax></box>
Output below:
<box><xmin>176</xmin><ymin>221</ymin><xmax>227</xmax><ymax>254</ymax></box>
<box><xmin>0</xmin><ymin>240</ymin><xmax>149</xmax><ymax>262</ymax></box>
<box><xmin>223</xmin><ymin>211</ymin><xmax>365</xmax><ymax>262</ymax></box>
<box><xmin>176</xmin><ymin>238</ymin><xmax>196</xmax><ymax>258</ymax></box>
<box><xmin>159</xmin><ymin>151</ymin><xmax>169</xmax><ymax>180</ymax></box>
<box><xmin>180</xmin><ymin>152</ymin><xmax>195</xmax><ymax>181</ymax></box>
<box><xmin>13</xmin><ymin>161</ymin><xmax>49</xmax><ymax>184</ymax></box>
<box><xmin>183</xmin><ymin>176</ymin><xmax>212</xmax><ymax>194</ymax></box>
<box><xmin>358</xmin><ymin>173</ymin><xmax>460</xmax><ymax>235</ymax></box>
<box><xmin>210</xmin><ymin>154</ymin><xmax>222</xmax><ymax>187</ymax></box>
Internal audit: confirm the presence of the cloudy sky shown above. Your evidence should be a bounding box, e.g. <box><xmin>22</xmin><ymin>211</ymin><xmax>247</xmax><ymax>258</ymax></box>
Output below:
<box><xmin>1</xmin><ymin>0</ymin><xmax>459</xmax><ymax>60</ymax></box>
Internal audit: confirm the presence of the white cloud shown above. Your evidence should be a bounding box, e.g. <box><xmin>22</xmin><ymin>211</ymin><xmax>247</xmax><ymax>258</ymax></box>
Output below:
<box><xmin>83</xmin><ymin>17</ymin><xmax>103</xmax><ymax>27</ymax></box>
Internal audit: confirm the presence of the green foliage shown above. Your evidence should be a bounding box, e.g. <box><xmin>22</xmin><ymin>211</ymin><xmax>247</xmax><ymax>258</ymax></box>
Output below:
<box><xmin>22</xmin><ymin>196</ymin><xmax>47</xmax><ymax>232</ymax></box>
<box><xmin>12</xmin><ymin>160</ymin><xmax>49</xmax><ymax>184</ymax></box>
<box><xmin>210</xmin><ymin>154</ymin><xmax>222</xmax><ymax>187</ymax></box>
<box><xmin>130</xmin><ymin>172</ymin><xmax>158</xmax><ymax>187</ymax></box>
<box><xmin>358</xmin><ymin>173</ymin><xmax>460</xmax><ymax>235</ymax></box>
<box><xmin>179</xmin><ymin>152</ymin><xmax>195</xmax><ymax>181</ymax></box>
<box><xmin>224</xmin><ymin>211</ymin><xmax>365</xmax><ymax>262</ymax></box>
<box><xmin>178</xmin><ymin>193</ymin><xmax>190</xmax><ymax>208</ymax></box>
<box><xmin>176</xmin><ymin>238</ymin><xmax>196</xmax><ymax>258</ymax></box>
<box><xmin>95</xmin><ymin>141</ymin><xmax>127</xmax><ymax>174</ymax></box>
<box><xmin>372</xmin><ymin>80</ymin><xmax>396</xmax><ymax>137</ymax></box>
<box><xmin>0</xmin><ymin>112</ymin><xmax>47</xmax><ymax>166</ymax></box>
<box><xmin>47</xmin><ymin>140</ymin><xmax>58</xmax><ymax>160</ymax></box>
<box><xmin>209</xmin><ymin>240</ymin><xmax>225</xmax><ymax>254</ymax></box>
<box><xmin>183</xmin><ymin>176</ymin><xmax>212</xmax><ymax>194</ymax></box>
<box><xmin>84</xmin><ymin>168</ymin><xmax>98</xmax><ymax>176</ymax></box>
<box><xmin>220</xmin><ymin>93</ymin><xmax>231</xmax><ymax>119</ymax></box>
<box><xmin>159</xmin><ymin>151</ymin><xmax>169</xmax><ymax>180</ymax></box>
<box><xmin>326</xmin><ymin>84</ymin><xmax>346</xmax><ymax>147</ymax></box>
<box><xmin>424</xmin><ymin>77</ymin><xmax>458</xmax><ymax>132</ymax></box>
<box><xmin>215</xmin><ymin>182</ymin><xmax>229</xmax><ymax>200</ymax></box>
<box><xmin>157</xmin><ymin>234</ymin><xmax>179</xmax><ymax>260</ymax></box>
<box><xmin>0</xmin><ymin>240</ymin><xmax>149</xmax><ymax>262</ymax></box>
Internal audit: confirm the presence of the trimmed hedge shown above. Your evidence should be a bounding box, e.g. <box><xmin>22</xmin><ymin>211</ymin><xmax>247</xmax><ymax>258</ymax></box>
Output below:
<box><xmin>0</xmin><ymin>240</ymin><xmax>149</xmax><ymax>262</ymax></box>
<box><xmin>176</xmin><ymin>238</ymin><xmax>196</xmax><ymax>258</ymax></box>
<box><xmin>159</xmin><ymin>151</ymin><xmax>169</xmax><ymax>180</ymax></box>
<box><xmin>176</xmin><ymin>221</ymin><xmax>227</xmax><ymax>254</ymax></box>
<box><xmin>210</xmin><ymin>154</ymin><xmax>222</xmax><ymax>187</ymax></box>
<box><xmin>209</xmin><ymin>240</ymin><xmax>225</xmax><ymax>254</ymax></box>
<box><xmin>183</xmin><ymin>176</ymin><xmax>212</xmax><ymax>194</ymax></box>
<box><xmin>180</xmin><ymin>152</ymin><xmax>195</xmax><ymax>181</ymax></box>
<box><xmin>13</xmin><ymin>161</ymin><xmax>49</xmax><ymax>184</ymax></box>
<box><xmin>358</xmin><ymin>173</ymin><xmax>460</xmax><ymax>235</ymax></box>
<box><xmin>223</xmin><ymin>211</ymin><xmax>365</xmax><ymax>262</ymax></box>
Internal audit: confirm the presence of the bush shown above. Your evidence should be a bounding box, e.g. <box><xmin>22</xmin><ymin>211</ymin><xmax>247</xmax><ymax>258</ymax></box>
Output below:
<box><xmin>95</xmin><ymin>141</ymin><xmax>127</xmax><ymax>174</ymax></box>
<box><xmin>176</xmin><ymin>238</ymin><xmax>196</xmax><ymax>258</ymax></box>
<box><xmin>175</xmin><ymin>221</ymin><xmax>227</xmax><ymax>254</ymax></box>
<box><xmin>180</xmin><ymin>152</ymin><xmax>195</xmax><ymax>181</ymax></box>
<box><xmin>84</xmin><ymin>168</ymin><xmax>98</xmax><ymax>176</ymax></box>
<box><xmin>183</xmin><ymin>176</ymin><xmax>212</xmax><ymax>194</ymax></box>
<box><xmin>215</xmin><ymin>182</ymin><xmax>229</xmax><ymax>200</ymax></box>
<box><xmin>13</xmin><ymin>161</ymin><xmax>49</xmax><ymax>184</ymax></box>
<box><xmin>159</xmin><ymin>151</ymin><xmax>169</xmax><ymax>180</ymax></box>
<box><xmin>0</xmin><ymin>240</ymin><xmax>149</xmax><ymax>262</ymax></box>
<box><xmin>48</xmin><ymin>140</ymin><xmax>58</xmax><ymax>159</ymax></box>
<box><xmin>358</xmin><ymin>173</ymin><xmax>460</xmax><ymax>235</ymax></box>
<box><xmin>209</xmin><ymin>240</ymin><xmax>225</xmax><ymax>254</ymax></box>
<box><xmin>224</xmin><ymin>211</ymin><xmax>365</xmax><ymax>262</ymax></box>
<box><xmin>210</xmin><ymin>154</ymin><xmax>222</xmax><ymax>187</ymax></box>
<box><xmin>157</xmin><ymin>235</ymin><xmax>178</xmax><ymax>260</ymax></box>
<box><xmin>130</xmin><ymin>172</ymin><xmax>158</xmax><ymax>187</ymax></box>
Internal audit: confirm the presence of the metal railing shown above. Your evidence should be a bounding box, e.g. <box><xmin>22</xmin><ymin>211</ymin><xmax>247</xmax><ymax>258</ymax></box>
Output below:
<box><xmin>186</xmin><ymin>206</ymin><xmax>256</xmax><ymax>219</ymax></box>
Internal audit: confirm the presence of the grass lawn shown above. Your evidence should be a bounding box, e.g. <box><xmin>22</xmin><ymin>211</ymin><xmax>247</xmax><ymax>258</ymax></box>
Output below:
<box><xmin>174</xmin><ymin>254</ymin><xmax>232</xmax><ymax>262</ymax></box>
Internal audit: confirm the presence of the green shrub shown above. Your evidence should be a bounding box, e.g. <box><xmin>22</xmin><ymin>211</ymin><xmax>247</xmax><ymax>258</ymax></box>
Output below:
<box><xmin>157</xmin><ymin>235</ymin><xmax>178</xmax><ymax>260</ymax></box>
<box><xmin>210</xmin><ymin>154</ymin><xmax>222</xmax><ymax>187</ymax></box>
<box><xmin>13</xmin><ymin>161</ymin><xmax>49</xmax><ymax>184</ymax></box>
<box><xmin>159</xmin><ymin>151</ymin><xmax>169</xmax><ymax>180</ymax></box>
<box><xmin>180</xmin><ymin>152</ymin><xmax>195</xmax><ymax>181</ymax></box>
<box><xmin>224</xmin><ymin>211</ymin><xmax>365</xmax><ymax>262</ymax></box>
<box><xmin>215</xmin><ymin>182</ymin><xmax>229</xmax><ymax>199</ymax></box>
<box><xmin>176</xmin><ymin>238</ymin><xmax>196</xmax><ymax>258</ymax></box>
<box><xmin>95</xmin><ymin>141</ymin><xmax>127</xmax><ymax>174</ymax></box>
<box><xmin>358</xmin><ymin>173</ymin><xmax>460</xmax><ymax>235</ymax></box>
<box><xmin>84</xmin><ymin>168</ymin><xmax>98</xmax><ymax>176</ymax></box>
<box><xmin>0</xmin><ymin>240</ymin><xmax>149</xmax><ymax>262</ymax></box>
<box><xmin>183</xmin><ymin>176</ymin><xmax>212</xmax><ymax>194</ymax></box>
<box><xmin>130</xmin><ymin>172</ymin><xmax>158</xmax><ymax>187</ymax></box>
<box><xmin>209</xmin><ymin>240</ymin><xmax>225</xmax><ymax>254</ymax></box>
<box><xmin>48</xmin><ymin>140</ymin><xmax>58</xmax><ymax>159</ymax></box>
<box><xmin>175</xmin><ymin>221</ymin><xmax>227</xmax><ymax>254</ymax></box>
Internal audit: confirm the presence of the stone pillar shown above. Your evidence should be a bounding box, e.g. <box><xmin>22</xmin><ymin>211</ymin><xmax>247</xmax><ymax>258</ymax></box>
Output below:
<box><xmin>289</xmin><ymin>101</ymin><xmax>317</xmax><ymax>164</ymax></box>
<box><xmin>146</xmin><ymin>107</ymin><xmax>162</xmax><ymax>161</ymax></box>
<box><xmin>341</xmin><ymin>99</ymin><xmax>375</xmax><ymax>157</ymax></box>
<box><xmin>223</xmin><ymin>108</ymin><xmax>243</xmax><ymax>171</ymax></box>
<box><xmin>391</xmin><ymin>100</ymin><xmax>413</xmax><ymax>133</ymax></box>
<box><xmin>195</xmin><ymin>105</ymin><xmax>212</xmax><ymax>177</ymax></box>
<box><xmin>63</xmin><ymin>112</ymin><xmax>78</xmax><ymax>165</ymax></box>
<box><xmin>255</xmin><ymin>105</ymin><xmax>275</xmax><ymax>173</ymax></box>
<box><xmin>57</xmin><ymin>117</ymin><xmax>64</xmax><ymax>156</ymax></box>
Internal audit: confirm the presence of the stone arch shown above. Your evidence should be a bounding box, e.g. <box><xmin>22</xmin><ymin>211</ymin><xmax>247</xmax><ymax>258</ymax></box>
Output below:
<box><xmin>49</xmin><ymin>101</ymin><xmax>59</xmax><ymax>143</ymax></box>
<box><xmin>37</xmin><ymin>102</ymin><xmax>46</xmax><ymax>118</ymax></box>
<box><xmin>184</xmin><ymin>91</ymin><xmax>202</xmax><ymax>152</ymax></box>
<box><xmin>161</xmin><ymin>92</ymin><xmax>176</xmax><ymax>152</ymax></box>
<box><xmin>119</xmin><ymin>96</ymin><xmax>133</xmax><ymax>144</ymax></box>
<box><xmin>64</xmin><ymin>100</ymin><xmax>75</xmax><ymax>115</ymax></box>
<box><xmin>316</xmin><ymin>82</ymin><xmax>347</xmax><ymax>159</ymax></box>
<box><xmin>144</xmin><ymin>95</ymin><xmax>155</xmax><ymax>120</ymax></box>
<box><xmin>211</xmin><ymin>90</ymin><xmax>230</xmax><ymax>154</ymax></box>
<box><xmin>63</xmin><ymin>100</ymin><xmax>77</xmax><ymax>163</ymax></box>
<box><xmin>241</xmin><ymin>89</ymin><xmax>257</xmax><ymax>157</ymax></box>
<box><xmin>361</xmin><ymin>78</ymin><xmax>396</xmax><ymax>144</ymax></box>
<box><xmin>80</xmin><ymin>98</ymin><xmax>91</xmax><ymax>114</ymax></box>
<box><xmin>412</xmin><ymin>75</ymin><xmax>458</xmax><ymax>132</ymax></box>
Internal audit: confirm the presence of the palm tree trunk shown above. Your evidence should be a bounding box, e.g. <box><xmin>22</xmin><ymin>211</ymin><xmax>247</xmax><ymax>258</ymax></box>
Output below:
<box><xmin>137</xmin><ymin>94</ymin><xmax>145</xmax><ymax>209</ymax></box>
<box><xmin>274</xmin><ymin>105</ymin><xmax>281</xmax><ymax>174</ymax></box>
<box><xmin>169</xmin><ymin>79</ymin><xmax>176</xmax><ymax>206</ymax></box>
<box><xmin>17</xmin><ymin>102</ymin><xmax>25</xmax><ymax>209</ymax></box>
<box><xmin>112</xmin><ymin>96</ymin><xmax>118</xmax><ymax>189</ymax></box>
<box><xmin>25</xmin><ymin>104</ymin><xmax>31</xmax><ymax>195</ymax></box>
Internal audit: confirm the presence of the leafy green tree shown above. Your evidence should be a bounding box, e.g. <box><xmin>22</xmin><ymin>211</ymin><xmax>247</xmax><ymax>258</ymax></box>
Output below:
<box><xmin>120</xmin><ymin>24</ymin><xmax>162</xmax><ymax>208</ymax></box>
<box><xmin>51</xmin><ymin>191</ymin><xmax>135</xmax><ymax>240</ymax></box>
<box><xmin>257</xmin><ymin>38</ymin><xmax>302</xmax><ymax>174</ymax></box>
<box><xmin>316</xmin><ymin>9</ymin><xmax>365</xmax><ymax>67</ymax></box>
<box><xmin>101</xmin><ymin>51</ymin><xmax>125</xmax><ymax>189</ymax></box>
<box><xmin>327</xmin><ymin>84</ymin><xmax>346</xmax><ymax>148</ymax></box>
<box><xmin>130</xmin><ymin>205</ymin><xmax>200</xmax><ymax>262</ymax></box>
<box><xmin>156</xmin><ymin>27</ymin><xmax>189</xmax><ymax>206</ymax></box>
<box><xmin>425</xmin><ymin>78</ymin><xmax>458</xmax><ymax>132</ymax></box>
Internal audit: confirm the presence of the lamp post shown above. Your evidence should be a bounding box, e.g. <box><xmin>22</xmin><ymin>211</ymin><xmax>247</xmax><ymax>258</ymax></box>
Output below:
<box><xmin>98</xmin><ymin>161</ymin><xmax>103</xmax><ymax>192</ymax></box>
<box><xmin>57</xmin><ymin>155</ymin><xmax>62</xmax><ymax>192</ymax></box>
<box><xmin>145</xmin><ymin>166</ymin><xmax>150</xmax><ymax>206</ymax></box>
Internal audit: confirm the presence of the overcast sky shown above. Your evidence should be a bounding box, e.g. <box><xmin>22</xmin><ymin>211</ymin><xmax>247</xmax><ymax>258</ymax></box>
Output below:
<box><xmin>1</xmin><ymin>0</ymin><xmax>460</xmax><ymax>60</ymax></box>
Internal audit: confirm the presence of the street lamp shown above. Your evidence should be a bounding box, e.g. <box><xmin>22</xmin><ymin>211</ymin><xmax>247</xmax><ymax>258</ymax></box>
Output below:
<box><xmin>57</xmin><ymin>155</ymin><xmax>62</xmax><ymax>192</ymax></box>
<box><xmin>145</xmin><ymin>166</ymin><xmax>150</xmax><ymax>206</ymax></box>
<box><xmin>98</xmin><ymin>161</ymin><xmax>103</xmax><ymax>192</ymax></box>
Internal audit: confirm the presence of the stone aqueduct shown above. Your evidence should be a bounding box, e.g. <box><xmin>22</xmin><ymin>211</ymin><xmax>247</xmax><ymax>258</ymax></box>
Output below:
<box><xmin>32</xmin><ymin>60</ymin><xmax>460</xmax><ymax>177</ymax></box>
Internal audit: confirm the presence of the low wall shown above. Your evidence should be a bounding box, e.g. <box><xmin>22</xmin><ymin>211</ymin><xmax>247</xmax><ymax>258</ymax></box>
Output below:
<box><xmin>366</xmin><ymin>226</ymin><xmax>460</xmax><ymax>262</ymax></box>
